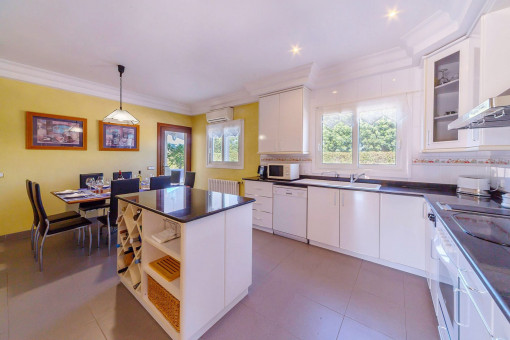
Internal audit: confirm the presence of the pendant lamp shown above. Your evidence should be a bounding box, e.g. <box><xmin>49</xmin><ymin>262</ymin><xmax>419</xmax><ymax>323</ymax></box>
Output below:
<box><xmin>103</xmin><ymin>65</ymin><xmax>139</xmax><ymax>125</ymax></box>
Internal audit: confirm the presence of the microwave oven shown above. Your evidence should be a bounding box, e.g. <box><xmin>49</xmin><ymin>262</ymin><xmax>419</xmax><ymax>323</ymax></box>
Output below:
<box><xmin>267</xmin><ymin>163</ymin><xmax>300</xmax><ymax>180</ymax></box>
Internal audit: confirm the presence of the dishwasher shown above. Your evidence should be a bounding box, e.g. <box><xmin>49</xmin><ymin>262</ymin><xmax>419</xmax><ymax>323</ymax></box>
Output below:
<box><xmin>273</xmin><ymin>185</ymin><xmax>308</xmax><ymax>242</ymax></box>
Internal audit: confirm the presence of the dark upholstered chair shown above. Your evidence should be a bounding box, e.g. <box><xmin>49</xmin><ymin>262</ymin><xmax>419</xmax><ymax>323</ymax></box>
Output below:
<box><xmin>170</xmin><ymin>170</ymin><xmax>181</xmax><ymax>185</ymax></box>
<box><xmin>150</xmin><ymin>176</ymin><xmax>171</xmax><ymax>190</ymax></box>
<box><xmin>78</xmin><ymin>173</ymin><xmax>109</xmax><ymax>215</ymax></box>
<box><xmin>26</xmin><ymin>180</ymin><xmax>81</xmax><ymax>254</ymax></box>
<box><xmin>113</xmin><ymin>171</ymin><xmax>132</xmax><ymax>180</ymax></box>
<box><xmin>32</xmin><ymin>182</ymin><xmax>92</xmax><ymax>271</ymax></box>
<box><xmin>97</xmin><ymin>178</ymin><xmax>139</xmax><ymax>254</ymax></box>
<box><xmin>184</xmin><ymin>172</ymin><xmax>195</xmax><ymax>188</ymax></box>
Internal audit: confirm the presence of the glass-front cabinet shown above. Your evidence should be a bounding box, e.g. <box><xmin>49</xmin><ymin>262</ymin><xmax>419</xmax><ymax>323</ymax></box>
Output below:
<box><xmin>423</xmin><ymin>38</ymin><xmax>480</xmax><ymax>151</ymax></box>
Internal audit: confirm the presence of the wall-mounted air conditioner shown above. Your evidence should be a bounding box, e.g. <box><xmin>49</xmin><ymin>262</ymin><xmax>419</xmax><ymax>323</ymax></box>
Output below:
<box><xmin>206</xmin><ymin>107</ymin><xmax>233</xmax><ymax>123</ymax></box>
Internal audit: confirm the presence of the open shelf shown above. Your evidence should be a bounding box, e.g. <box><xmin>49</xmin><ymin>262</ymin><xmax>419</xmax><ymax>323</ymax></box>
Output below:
<box><xmin>434</xmin><ymin>79</ymin><xmax>459</xmax><ymax>94</ymax></box>
<box><xmin>143</xmin><ymin>264</ymin><xmax>181</xmax><ymax>300</ymax></box>
<box><xmin>145</xmin><ymin>237</ymin><xmax>181</xmax><ymax>261</ymax></box>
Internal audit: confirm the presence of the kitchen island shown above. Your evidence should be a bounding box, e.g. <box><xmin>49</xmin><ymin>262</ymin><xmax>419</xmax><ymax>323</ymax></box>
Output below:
<box><xmin>116</xmin><ymin>186</ymin><xmax>254</xmax><ymax>340</ymax></box>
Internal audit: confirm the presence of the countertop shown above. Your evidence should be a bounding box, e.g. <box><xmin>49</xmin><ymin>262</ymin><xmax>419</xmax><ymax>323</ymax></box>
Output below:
<box><xmin>425</xmin><ymin>194</ymin><xmax>510</xmax><ymax>323</ymax></box>
<box><xmin>243</xmin><ymin>176</ymin><xmax>458</xmax><ymax>197</ymax></box>
<box><xmin>116</xmin><ymin>186</ymin><xmax>254</xmax><ymax>223</ymax></box>
<box><xmin>245</xmin><ymin>175</ymin><xmax>510</xmax><ymax>321</ymax></box>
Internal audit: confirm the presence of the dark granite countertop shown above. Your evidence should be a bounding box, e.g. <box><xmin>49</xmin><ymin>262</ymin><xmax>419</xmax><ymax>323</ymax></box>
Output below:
<box><xmin>243</xmin><ymin>176</ymin><xmax>458</xmax><ymax>197</ymax></box>
<box><xmin>424</xmin><ymin>194</ymin><xmax>510</xmax><ymax>323</ymax></box>
<box><xmin>117</xmin><ymin>186</ymin><xmax>255</xmax><ymax>223</ymax></box>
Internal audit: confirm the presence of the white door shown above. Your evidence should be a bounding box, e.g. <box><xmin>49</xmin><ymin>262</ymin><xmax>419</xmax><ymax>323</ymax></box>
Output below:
<box><xmin>258</xmin><ymin>94</ymin><xmax>279</xmax><ymax>153</ymax></box>
<box><xmin>380</xmin><ymin>194</ymin><xmax>427</xmax><ymax>271</ymax></box>
<box><xmin>307</xmin><ymin>186</ymin><xmax>340</xmax><ymax>247</ymax></box>
<box><xmin>278</xmin><ymin>88</ymin><xmax>303</xmax><ymax>152</ymax></box>
<box><xmin>340</xmin><ymin>190</ymin><xmax>380</xmax><ymax>258</ymax></box>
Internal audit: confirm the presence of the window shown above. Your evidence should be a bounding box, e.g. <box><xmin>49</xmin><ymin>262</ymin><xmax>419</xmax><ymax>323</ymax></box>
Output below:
<box><xmin>316</xmin><ymin>95</ymin><xmax>407</xmax><ymax>174</ymax></box>
<box><xmin>206</xmin><ymin>120</ymin><xmax>244</xmax><ymax>169</ymax></box>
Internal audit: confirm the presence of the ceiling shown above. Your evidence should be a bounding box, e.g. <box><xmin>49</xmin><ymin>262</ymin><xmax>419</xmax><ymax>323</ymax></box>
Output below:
<box><xmin>0</xmin><ymin>0</ymin><xmax>491</xmax><ymax>113</ymax></box>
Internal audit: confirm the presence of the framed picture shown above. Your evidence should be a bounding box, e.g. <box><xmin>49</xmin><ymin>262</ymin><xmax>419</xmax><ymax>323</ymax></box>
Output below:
<box><xmin>26</xmin><ymin>111</ymin><xmax>87</xmax><ymax>150</ymax></box>
<box><xmin>99</xmin><ymin>121</ymin><xmax>139</xmax><ymax>151</ymax></box>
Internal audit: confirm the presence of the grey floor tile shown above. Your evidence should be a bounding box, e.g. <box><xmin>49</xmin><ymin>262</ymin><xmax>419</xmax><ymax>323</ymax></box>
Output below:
<box><xmin>4</xmin><ymin>228</ymin><xmax>438</xmax><ymax>340</ymax></box>
<box><xmin>337</xmin><ymin>317</ymin><xmax>393</xmax><ymax>340</ymax></box>
<box><xmin>346</xmin><ymin>287</ymin><xmax>407</xmax><ymax>340</ymax></box>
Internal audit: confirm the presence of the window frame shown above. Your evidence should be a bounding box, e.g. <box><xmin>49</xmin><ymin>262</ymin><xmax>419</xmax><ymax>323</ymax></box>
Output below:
<box><xmin>314</xmin><ymin>95</ymin><xmax>409</xmax><ymax>177</ymax></box>
<box><xmin>206</xmin><ymin>119</ymin><xmax>244</xmax><ymax>169</ymax></box>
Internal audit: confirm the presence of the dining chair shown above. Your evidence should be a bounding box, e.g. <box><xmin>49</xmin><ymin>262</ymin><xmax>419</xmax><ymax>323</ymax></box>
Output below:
<box><xmin>26</xmin><ymin>180</ymin><xmax>81</xmax><ymax>254</ymax></box>
<box><xmin>184</xmin><ymin>172</ymin><xmax>195</xmax><ymax>188</ymax></box>
<box><xmin>97</xmin><ymin>178</ymin><xmax>139</xmax><ymax>255</ymax></box>
<box><xmin>32</xmin><ymin>182</ymin><xmax>92</xmax><ymax>271</ymax></box>
<box><xmin>150</xmin><ymin>175</ymin><xmax>171</xmax><ymax>190</ymax></box>
<box><xmin>170</xmin><ymin>170</ymin><xmax>181</xmax><ymax>185</ymax></box>
<box><xmin>113</xmin><ymin>171</ymin><xmax>132</xmax><ymax>180</ymax></box>
<box><xmin>78</xmin><ymin>173</ymin><xmax>109</xmax><ymax>216</ymax></box>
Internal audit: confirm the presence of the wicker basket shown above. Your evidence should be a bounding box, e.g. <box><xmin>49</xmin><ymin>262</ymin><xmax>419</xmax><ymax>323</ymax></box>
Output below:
<box><xmin>147</xmin><ymin>275</ymin><xmax>180</xmax><ymax>332</ymax></box>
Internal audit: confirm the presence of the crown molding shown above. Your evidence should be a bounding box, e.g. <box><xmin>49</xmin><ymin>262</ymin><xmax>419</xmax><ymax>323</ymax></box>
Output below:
<box><xmin>0</xmin><ymin>59</ymin><xmax>191</xmax><ymax>115</ymax></box>
<box><xmin>190</xmin><ymin>89</ymin><xmax>258</xmax><ymax>115</ymax></box>
<box><xmin>244</xmin><ymin>62</ymin><xmax>317</xmax><ymax>96</ymax></box>
<box><xmin>314</xmin><ymin>47</ymin><xmax>413</xmax><ymax>89</ymax></box>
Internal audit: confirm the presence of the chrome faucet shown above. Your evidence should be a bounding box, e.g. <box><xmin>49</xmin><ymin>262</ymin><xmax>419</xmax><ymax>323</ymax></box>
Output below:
<box><xmin>321</xmin><ymin>171</ymin><xmax>340</xmax><ymax>178</ymax></box>
<box><xmin>350</xmin><ymin>172</ymin><xmax>366</xmax><ymax>183</ymax></box>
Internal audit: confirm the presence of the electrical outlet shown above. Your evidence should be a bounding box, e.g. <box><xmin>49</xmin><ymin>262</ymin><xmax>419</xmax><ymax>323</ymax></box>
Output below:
<box><xmin>147</xmin><ymin>166</ymin><xmax>155</xmax><ymax>170</ymax></box>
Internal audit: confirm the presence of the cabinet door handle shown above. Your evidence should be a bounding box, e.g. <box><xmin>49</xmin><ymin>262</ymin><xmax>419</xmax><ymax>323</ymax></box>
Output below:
<box><xmin>454</xmin><ymin>287</ymin><xmax>470</xmax><ymax>328</ymax></box>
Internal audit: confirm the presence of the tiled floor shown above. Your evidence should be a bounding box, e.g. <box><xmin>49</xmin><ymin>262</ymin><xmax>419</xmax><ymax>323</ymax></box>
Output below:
<box><xmin>0</xmin><ymin>228</ymin><xmax>438</xmax><ymax>340</ymax></box>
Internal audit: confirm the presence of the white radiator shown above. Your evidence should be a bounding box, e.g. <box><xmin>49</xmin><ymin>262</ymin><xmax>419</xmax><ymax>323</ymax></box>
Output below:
<box><xmin>208</xmin><ymin>178</ymin><xmax>239</xmax><ymax>195</ymax></box>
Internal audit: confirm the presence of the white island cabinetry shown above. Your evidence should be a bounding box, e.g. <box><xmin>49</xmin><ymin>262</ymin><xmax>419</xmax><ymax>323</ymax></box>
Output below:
<box><xmin>116</xmin><ymin>188</ymin><xmax>253</xmax><ymax>340</ymax></box>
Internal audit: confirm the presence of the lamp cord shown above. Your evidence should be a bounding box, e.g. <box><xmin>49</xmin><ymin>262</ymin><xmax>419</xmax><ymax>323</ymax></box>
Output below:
<box><xmin>119</xmin><ymin>71</ymin><xmax>123</xmax><ymax>110</ymax></box>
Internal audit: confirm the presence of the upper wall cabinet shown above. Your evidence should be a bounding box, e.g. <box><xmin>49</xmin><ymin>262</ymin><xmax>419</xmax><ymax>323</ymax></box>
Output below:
<box><xmin>258</xmin><ymin>87</ymin><xmax>310</xmax><ymax>154</ymax></box>
<box><xmin>423</xmin><ymin>39</ymin><xmax>479</xmax><ymax>152</ymax></box>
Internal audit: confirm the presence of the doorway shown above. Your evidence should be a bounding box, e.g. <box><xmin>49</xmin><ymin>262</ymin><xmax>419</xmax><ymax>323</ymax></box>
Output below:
<box><xmin>157</xmin><ymin>123</ymin><xmax>192</xmax><ymax>181</ymax></box>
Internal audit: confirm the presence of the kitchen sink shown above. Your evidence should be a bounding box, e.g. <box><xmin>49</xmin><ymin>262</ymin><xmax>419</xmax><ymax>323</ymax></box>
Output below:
<box><xmin>293</xmin><ymin>179</ymin><xmax>381</xmax><ymax>191</ymax></box>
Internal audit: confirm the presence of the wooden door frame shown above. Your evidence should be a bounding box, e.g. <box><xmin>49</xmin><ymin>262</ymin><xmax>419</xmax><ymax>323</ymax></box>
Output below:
<box><xmin>157</xmin><ymin>123</ymin><xmax>192</xmax><ymax>176</ymax></box>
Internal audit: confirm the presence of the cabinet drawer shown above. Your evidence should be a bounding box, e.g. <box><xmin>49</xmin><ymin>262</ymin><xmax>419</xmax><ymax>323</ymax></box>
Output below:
<box><xmin>245</xmin><ymin>194</ymin><xmax>272</xmax><ymax>213</ymax></box>
<box><xmin>245</xmin><ymin>181</ymin><xmax>273</xmax><ymax>197</ymax></box>
<box><xmin>458</xmin><ymin>255</ymin><xmax>494</xmax><ymax>334</ymax></box>
<box><xmin>252</xmin><ymin>210</ymin><xmax>272</xmax><ymax>229</ymax></box>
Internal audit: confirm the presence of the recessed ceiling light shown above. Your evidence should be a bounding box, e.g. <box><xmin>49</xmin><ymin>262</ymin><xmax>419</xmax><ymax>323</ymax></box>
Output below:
<box><xmin>386</xmin><ymin>8</ymin><xmax>399</xmax><ymax>20</ymax></box>
<box><xmin>290</xmin><ymin>44</ymin><xmax>302</xmax><ymax>56</ymax></box>
<box><xmin>332</xmin><ymin>90</ymin><xmax>338</xmax><ymax>94</ymax></box>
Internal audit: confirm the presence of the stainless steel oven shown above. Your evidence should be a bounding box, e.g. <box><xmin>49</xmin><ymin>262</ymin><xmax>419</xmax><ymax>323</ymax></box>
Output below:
<box><xmin>433</xmin><ymin>221</ymin><xmax>459</xmax><ymax>340</ymax></box>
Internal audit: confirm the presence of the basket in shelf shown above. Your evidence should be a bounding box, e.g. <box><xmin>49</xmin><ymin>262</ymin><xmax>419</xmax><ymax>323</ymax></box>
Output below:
<box><xmin>148</xmin><ymin>275</ymin><xmax>180</xmax><ymax>332</ymax></box>
<box><xmin>149</xmin><ymin>256</ymin><xmax>180</xmax><ymax>282</ymax></box>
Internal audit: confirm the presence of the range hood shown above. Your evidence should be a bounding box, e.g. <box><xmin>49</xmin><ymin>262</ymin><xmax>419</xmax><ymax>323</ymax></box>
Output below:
<box><xmin>448</xmin><ymin>89</ymin><xmax>510</xmax><ymax>130</ymax></box>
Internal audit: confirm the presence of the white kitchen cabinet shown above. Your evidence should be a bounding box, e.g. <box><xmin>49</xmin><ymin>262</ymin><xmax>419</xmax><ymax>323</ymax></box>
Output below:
<box><xmin>380</xmin><ymin>194</ymin><xmax>427</xmax><ymax>271</ymax></box>
<box><xmin>423</xmin><ymin>39</ymin><xmax>478</xmax><ymax>151</ymax></box>
<box><xmin>258</xmin><ymin>94</ymin><xmax>279</xmax><ymax>153</ymax></box>
<box><xmin>244</xmin><ymin>181</ymin><xmax>273</xmax><ymax>233</ymax></box>
<box><xmin>340</xmin><ymin>190</ymin><xmax>380</xmax><ymax>258</ymax></box>
<box><xmin>473</xmin><ymin>7</ymin><xmax>510</xmax><ymax>150</ymax></box>
<box><xmin>258</xmin><ymin>87</ymin><xmax>309</xmax><ymax>154</ymax></box>
<box><xmin>307</xmin><ymin>186</ymin><xmax>340</xmax><ymax>247</ymax></box>
<box><xmin>457</xmin><ymin>275</ymin><xmax>493</xmax><ymax>340</ymax></box>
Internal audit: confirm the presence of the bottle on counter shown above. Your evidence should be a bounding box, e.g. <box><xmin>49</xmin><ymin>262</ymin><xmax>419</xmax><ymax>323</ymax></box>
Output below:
<box><xmin>118</xmin><ymin>170</ymin><xmax>124</xmax><ymax>180</ymax></box>
<box><xmin>137</xmin><ymin>170</ymin><xmax>143</xmax><ymax>188</ymax></box>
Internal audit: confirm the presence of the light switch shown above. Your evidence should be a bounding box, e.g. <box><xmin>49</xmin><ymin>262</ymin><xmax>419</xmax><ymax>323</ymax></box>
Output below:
<box><xmin>0</xmin><ymin>172</ymin><xmax>4</xmax><ymax>178</ymax></box>
<box><xmin>147</xmin><ymin>166</ymin><xmax>155</xmax><ymax>170</ymax></box>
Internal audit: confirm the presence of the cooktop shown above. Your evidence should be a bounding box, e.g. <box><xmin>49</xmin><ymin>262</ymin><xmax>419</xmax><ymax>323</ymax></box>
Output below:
<box><xmin>453</xmin><ymin>213</ymin><xmax>510</xmax><ymax>247</ymax></box>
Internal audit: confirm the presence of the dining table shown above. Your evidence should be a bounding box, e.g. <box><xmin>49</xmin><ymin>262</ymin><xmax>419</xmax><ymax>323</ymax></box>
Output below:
<box><xmin>51</xmin><ymin>187</ymin><xmax>114</xmax><ymax>204</ymax></box>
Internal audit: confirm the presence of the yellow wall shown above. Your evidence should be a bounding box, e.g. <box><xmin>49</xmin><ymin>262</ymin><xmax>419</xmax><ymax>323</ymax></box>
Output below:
<box><xmin>0</xmin><ymin>77</ymin><xmax>192</xmax><ymax>236</ymax></box>
<box><xmin>191</xmin><ymin>102</ymin><xmax>259</xmax><ymax>196</ymax></box>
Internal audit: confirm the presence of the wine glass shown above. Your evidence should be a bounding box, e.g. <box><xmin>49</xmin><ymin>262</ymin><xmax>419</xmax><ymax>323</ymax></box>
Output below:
<box><xmin>96</xmin><ymin>176</ymin><xmax>104</xmax><ymax>193</ymax></box>
<box><xmin>85</xmin><ymin>177</ymin><xmax>94</xmax><ymax>191</ymax></box>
